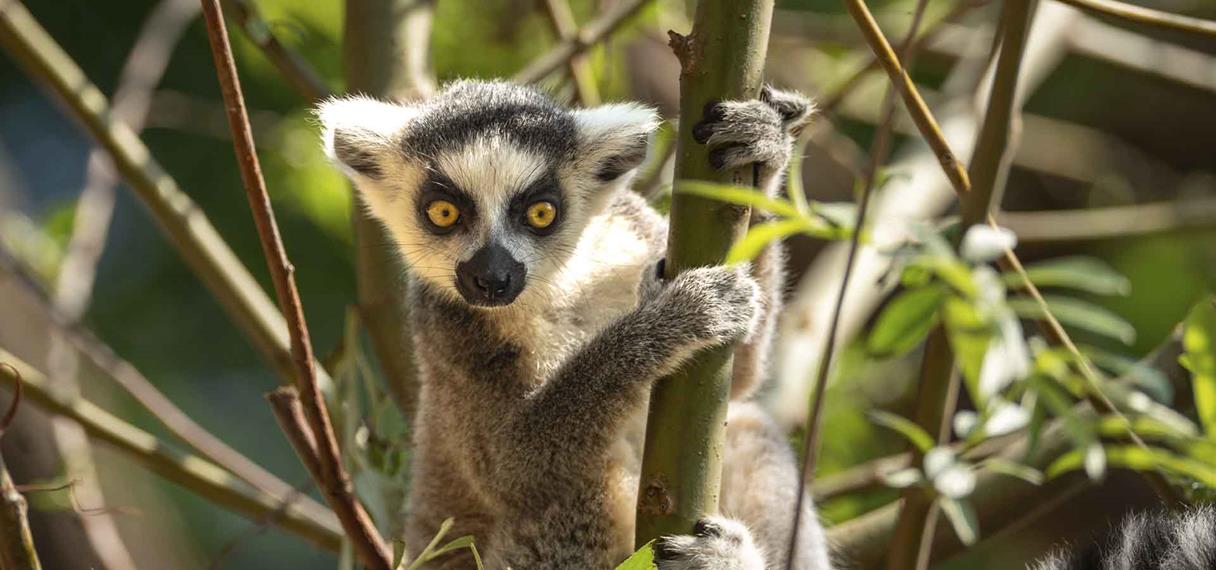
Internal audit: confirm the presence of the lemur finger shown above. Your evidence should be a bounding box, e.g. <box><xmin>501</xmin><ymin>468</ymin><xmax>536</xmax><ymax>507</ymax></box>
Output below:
<box><xmin>760</xmin><ymin>84</ymin><xmax>816</xmax><ymax>132</ymax></box>
<box><xmin>709</xmin><ymin>143</ymin><xmax>786</xmax><ymax>173</ymax></box>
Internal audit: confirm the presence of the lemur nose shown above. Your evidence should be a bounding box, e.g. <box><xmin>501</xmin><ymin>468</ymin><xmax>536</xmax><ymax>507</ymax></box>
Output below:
<box><xmin>473</xmin><ymin>274</ymin><xmax>510</xmax><ymax>297</ymax></box>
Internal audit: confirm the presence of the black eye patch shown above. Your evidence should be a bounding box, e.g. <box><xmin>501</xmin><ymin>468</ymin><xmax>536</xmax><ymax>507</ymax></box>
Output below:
<box><xmin>416</xmin><ymin>171</ymin><xmax>475</xmax><ymax>234</ymax></box>
<box><xmin>509</xmin><ymin>171</ymin><xmax>563</xmax><ymax>236</ymax></box>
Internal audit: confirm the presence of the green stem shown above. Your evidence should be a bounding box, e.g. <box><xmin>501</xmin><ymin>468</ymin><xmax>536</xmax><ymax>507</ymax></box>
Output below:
<box><xmin>634</xmin><ymin>0</ymin><xmax>774</xmax><ymax>545</ymax></box>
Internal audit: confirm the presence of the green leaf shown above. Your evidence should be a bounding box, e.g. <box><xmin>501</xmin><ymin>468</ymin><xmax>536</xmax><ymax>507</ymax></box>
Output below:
<box><xmin>726</xmin><ymin>219</ymin><xmax>811</xmax><ymax>264</ymax></box>
<box><xmin>869</xmin><ymin>410</ymin><xmax>935</xmax><ymax>452</ymax></box>
<box><xmin>1182</xmin><ymin>297</ymin><xmax>1216</xmax><ymax>437</ymax></box>
<box><xmin>786</xmin><ymin>135</ymin><xmax>811</xmax><ymax>216</ymax></box>
<box><xmin>1004</xmin><ymin>256</ymin><xmax>1131</xmax><ymax>296</ymax></box>
<box><xmin>676</xmin><ymin>180</ymin><xmax>802</xmax><ymax>218</ymax></box>
<box><xmin>942</xmin><ymin>297</ymin><xmax>992</xmax><ymax>402</ymax></box>
<box><xmin>939</xmin><ymin>497</ymin><xmax>980</xmax><ymax>545</ymax></box>
<box><xmin>867</xmin><ymin>286</ymin><xmax>946</xmax><ymax>358</ymax></box>
<box><xmin>981</xmin><ymin>458</ymin><xmax>1043</xmax><ymax>485</ymax></box>
<box><xmin>1008</xmin><ymin>295</ymin><xmax>1136</xmax><ymax>345</ymax></box>
<box><xmin>615</xmin><ymin>541</ymin><xmax>657</xmax><ymax>570</ymax></box>
<box><xmin>1047</xmin><ymin>445</ymin><xmax>1216</xmax><ymax>488</ymax></box>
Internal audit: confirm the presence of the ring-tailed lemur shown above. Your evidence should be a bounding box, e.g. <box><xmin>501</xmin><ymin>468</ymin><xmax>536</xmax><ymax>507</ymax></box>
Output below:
<box><xmin>1032</xmin><ymin>507</ymin><xmax>1216</xmax><ymax>569</ymax></box>
<box><xmin>318</xmin><ymin>80</ymin><xmax>832</xmax><ymax>569</ymax></box>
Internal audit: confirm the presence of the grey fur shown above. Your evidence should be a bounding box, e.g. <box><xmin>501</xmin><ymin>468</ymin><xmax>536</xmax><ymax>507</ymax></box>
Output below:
<box><xmin>1031</xmin><ymin>507</ymin><xmax>1216</xmax><ymax>570</ymax></box>
<box><xmin>318</xmin><ymin>81</ymin><xmax>828</xmax><ymax>569</ymax></box>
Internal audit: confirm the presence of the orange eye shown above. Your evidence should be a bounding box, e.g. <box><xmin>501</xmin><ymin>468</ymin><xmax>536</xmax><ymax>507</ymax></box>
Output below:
<box><xmin>525</xmin><ymin>201</ymin><xmax>557</xmax><ymax>229</ymax></box>
<box><xmin>426</xmin><ymin>200</ymin><xmax>460</xmax><ymax>228</ymax></box>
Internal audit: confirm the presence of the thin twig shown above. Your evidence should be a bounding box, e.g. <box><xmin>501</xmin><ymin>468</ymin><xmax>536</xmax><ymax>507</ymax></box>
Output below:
<box><xmin>538</xmin><ymin>0</ymin><xmax>600</xmax><ymax>106</ymax></box>
<box><xmin>513</xmin><ymin>0</ymin><xmax>651</xmax><ymax>84</ymax></box>
<box><xmin>197</xmin><ymin>1</ymin><xmax>391</xmax><ymax>567</ymax></box>
<box><xmin>0</xmin><ymin>351</ymin><xmax>343</xmax><ymax>550</ymax></box>
<box><xmin>0</xmin><ymin>252</ymin><xmax>333</xmax><ymax>523</ymax></box>
<box><xmin>999</xmin><ymin>197</ymin><xmax>1216</xmax><ymax>242</ymax></box>
<box><xmin>0</xmin><ymin>364</ymin><xmax>19</xmax><ymax>439</ymax></box>
<box><xmin>841</xmin><ymin>0</ymin><xmax>972</xmax><ymax>195</ymax></box>
<box><xmin>791</xmin><ymin>0</ymin><xmax>934</xmax><ymax>565</ymax></box>
<box><xmin>0</xmin><ymin>453</ymin><xmax>42</xmax><ymax>570</ymax></box>
<box><xmin>1052</xmin><ymin>0</ymin><xmax>1216</xmax><ymax>39</ymax></box>
<box><xmin>219</xmin><ymin>0</ymin><xmax>332</xmax><ymax>101</ymax></box>
<box><xmin>0</xmin><ymin>0</ymin><xmax>338</xmax><ymax>392</ymax></box>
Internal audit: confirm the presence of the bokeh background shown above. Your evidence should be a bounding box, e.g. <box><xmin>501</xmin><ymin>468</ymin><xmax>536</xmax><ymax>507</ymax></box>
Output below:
<box><xmin>0</xmin><ymin>0</ymin><xmax>1214</xmax><ymax>568</ymax></box>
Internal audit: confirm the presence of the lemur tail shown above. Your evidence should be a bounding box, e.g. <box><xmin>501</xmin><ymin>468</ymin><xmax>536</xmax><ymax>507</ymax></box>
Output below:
<box><xmin>729</xmin><ymin>226</ymin><xmax>786</xmax><ymax>401</ymax></box>
<box><xmin>1031</xmin><ymin>506</ymin><xmax>1216</xmax><ymax>570</ymax></box>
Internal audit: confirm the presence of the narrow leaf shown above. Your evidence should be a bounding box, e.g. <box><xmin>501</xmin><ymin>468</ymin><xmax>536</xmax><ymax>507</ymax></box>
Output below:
<box><xmin>869</xmin><ymin>410</ymin><xmax>936</xmax><ymax>452</ymax></box>
<box><xmin>982</xmin><ymin>458</ymin><xmax>1044</xmax><ymax>485</ymax></box>
<box><xmin>942</xmin><ymin>297</ymin><xmax>992</xmax><ymax>403</ymax></box>
<box><xmin>867</xmin><ymin>286</ymin><xmax>946</xmax><ymax>358</ymax></box>
<box><xmin>1047</xmin><ymin>445</ymin><xmax>1216</xmax><ymax>488</ymax></box>
<box><xmin>726</xmin><ymin>219</ymin><xmax>811</xmax><ymax>264</ymax></box>
<box><xmin>939</xmin><ymin>497</ymin><xmax>980</xmax><ymax>545</ymax></box>
<box><xmin>1182</xmin><ymin>297</ymin><xmax>1216</xmax><ymax>437</ymax></box>
<box><xmin>677</xmin><ymin>180</ymin><xmax>801</xmax><ymax>218</ymax></box>
<box><xmin>616</xmin><ymin>541</ymin><xmax>657</xmax><ymax>570</ymax></box>
<box><xmin>1008</xmin><ymin>295</ymin><xmax>1136</xmax><ymax>345</ymax></box>
<box><xmin>1004</xmin><ymin>256</ymin><xmax>1131</xmax><ymax>296</ymax></box>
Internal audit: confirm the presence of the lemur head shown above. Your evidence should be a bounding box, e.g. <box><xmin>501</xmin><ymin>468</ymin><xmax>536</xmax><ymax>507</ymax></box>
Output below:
<box><xmin>318</xmin><ymin>81</ymin><xmax>658</xmax><ymax>308</ymax></box>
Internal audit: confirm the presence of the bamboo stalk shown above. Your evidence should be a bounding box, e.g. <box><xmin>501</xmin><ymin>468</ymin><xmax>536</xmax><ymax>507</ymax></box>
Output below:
<box><xmin>197</xmin><ymin>1</ymin><xmax>391</xmax><ymax>567</ymax></box>
<box><xmin>0</xmin><ymin>351</ymin><xmax>343</xmax><ymax>551</ymax></box>
<box><xmin>634</xmin><ymin>0</ymin><xmax>774</xmax><ymax>545</ymax></box>
<box><xmin>0</xmin><ymin>0</ymin><xmax>337</xmax><ymax>393</ymax></box>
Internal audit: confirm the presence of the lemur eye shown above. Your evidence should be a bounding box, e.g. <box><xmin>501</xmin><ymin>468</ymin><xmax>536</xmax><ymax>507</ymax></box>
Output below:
<box><xmin>525</xmin><ymin>201</ymin><xmax>557</xmax><ymax>229</ymax></box>
<box><xmin>426</xmin><ymin>200</ymin><xmax>461</xmax><ymax>228</ymax></box>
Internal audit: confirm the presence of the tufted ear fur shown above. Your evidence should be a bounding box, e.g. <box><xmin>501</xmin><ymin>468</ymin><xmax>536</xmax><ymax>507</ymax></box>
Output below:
<box><xmin>316</xmin><ymin>95</ymin><xmax>420</xmax><ymax>180</ymax></box>
<box><xmin>572</xmin><ymin>103</ymin><xmax>659</xmax><ymax>182</ymax></box>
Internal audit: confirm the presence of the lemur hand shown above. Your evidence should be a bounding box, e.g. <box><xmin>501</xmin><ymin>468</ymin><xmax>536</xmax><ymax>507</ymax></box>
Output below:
<box><xmin>645</xmin><ymin>264</ymin><xmax>762</xmax><ymax>348</ymax></box>
<box><xmin>691</xmin><ymin>85</ymin><xmax>815</xmax><ymax>173</ymax></box>
<box><xmin>654</xmin><ymin>517</ymin><xmax>766</xmax><ymax>570</ymax></box>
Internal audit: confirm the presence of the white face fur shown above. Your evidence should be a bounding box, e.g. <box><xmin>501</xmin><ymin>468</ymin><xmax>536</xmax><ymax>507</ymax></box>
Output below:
<box><xmin>317</xmin><ymin>82</ymin><xmax>657</xmax><ymax>309</ymax></box>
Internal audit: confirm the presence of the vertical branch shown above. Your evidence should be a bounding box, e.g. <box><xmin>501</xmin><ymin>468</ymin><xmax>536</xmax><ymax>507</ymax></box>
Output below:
<box><xmin>635</xmin><ymin>0</ymin><xmax>774</xmax><ymax>544</ymax></box>
<box><xmin>344</xmin><ymin>0</ymin><xmax>436</xmax><ymax>420</ymax></box>
<box><xmin>538</xmin><ymin>0</ymin><xmax>600</xmax><ymax>106</ymax></box>
<box><xmin>196</xmin><ymin>2</ymin><xmax>391</xmax><ymax>568</ymax></box>
<box><xmin>0</xmin><ymin>453</ymin><xmax>41</xmax><ymax>570</ymax></box>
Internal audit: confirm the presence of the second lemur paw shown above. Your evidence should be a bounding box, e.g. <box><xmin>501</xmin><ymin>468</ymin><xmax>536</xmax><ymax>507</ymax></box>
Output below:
<box><xmin>654</xmin><ymin>264</ymin><xmax>762</xmax><ymax>348</ymax></box>
<box><xmin>654</xmin><ymin>517</ymin><xmax>766</xmax><ymax>570</ymax></box>
<box><xmin>691</xmin><ymin>85</ymin><xmax>815</xmax><ymax>173</ymax></box>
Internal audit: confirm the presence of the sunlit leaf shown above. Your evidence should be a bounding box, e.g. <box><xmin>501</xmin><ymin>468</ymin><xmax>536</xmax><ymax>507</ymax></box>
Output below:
<box><xmin>786</xmin><ymin>135</ymin><xmax>811</xmax><ymax>216</ymax></box>
<box><xmin>1047</xmin><ymin>445</ymin><xmax>1216</xmax><ymax>488</ymax></box>
<box><xmin>615</xmin><ymin>541</ymin><xmax>657</xmax><ymax>570</ymax></box>
<box><xmin>939</xmin><ymin>497</ymin><xmax>980</xmax><ymax>545</ymax></box>
<box><xmin>726</xmin><ymin>218</ymin><xmax>811</xmax><ymax>264</ymax></box>
<box><xmin>676</xmin><ymin>180</ymin><xmax>802</xmax><ymax>218</ymax></box>
<box><xmin>869</xmin><ymin>410</ymin><xmax>935</xmax><ymax>452</ymax></box>
<box><xmin>1008</xmin><ymin>295</ymin><xmax>1136</xmax><ymax>345</ymax></box>
<box><xmin>1004</xmin><ymin>256</ymin><xmax>1131</xmax><ymax>297</ymax></box>
<box><xmin>866</xmin><ymin>286</ymin><xmax>946</xmax><ymax>358</ymax></box>
<box><xmin>1181</xmin><ymin>297</ymin><xmax>1216</xmax><ymax>437</ymax></box>
<box><xmin>982</xmin><ymin>458</ymin><xmax>1044</xmax><ymax>485</ymax></box>
<box><xmin>942</xmin><ymin>297</ymin><xmax>992</xmax><ymax>403</ymax></box>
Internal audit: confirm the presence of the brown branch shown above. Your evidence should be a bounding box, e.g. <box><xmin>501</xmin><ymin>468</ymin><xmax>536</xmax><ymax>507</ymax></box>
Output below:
<box><xmin>0</xmin><ymin>364</ymin><xmax>18</xmax><ymax>439</ymax></box>
<box><xmin>539</xmin><ymin>0</ymin><xmax>600</xmax><ymax>106</ymax></box>
<box><xmin>0</xmin><ymin>351</ymin><xmax>343</xmax><ymax>550</ymax></box>
<box><xmin>998</xmin><ymin>198</ymin><xmax>1216</xmax><ymax>242</ymax></box>
<box><xmin>198</xmin><ymin>2</ymin><xmax>391</xmax><ymax>568</ymax></box>
<box><xmin>218</xmin><ymin>0</ymin><xmax>332</xmax><ymax>101</ymax></box>
<box><xmin>266</xmin><ymin>389</ymin><xmax>322</xmax><ymax>493</ymax></box>
<box><xmin>0</xmin><ymin>453</ymin><xmax>41</xmax><ymax>570</ymax></box>
<box><xmin>1052</xmin><ymin>0</ymin><xmax>1216</xmax><ymax>39</ymax></box>
<box><xmin>513</xmin><ymin>0</ymin><xmax>651</xmax><ymax>84</ymax></box>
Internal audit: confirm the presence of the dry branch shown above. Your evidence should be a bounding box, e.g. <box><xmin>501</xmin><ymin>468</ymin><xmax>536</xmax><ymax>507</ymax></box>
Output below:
<box><xmin>539</xmin><ymin>0</ymin><xmax>600</xmax><ymax>106</ymax></box>
<box><xmin>999</xmin><ymin>197</ymin><xmax>1216</xmax><ymax>242</ymax></box>
<box><xmin>0</xmin><ymin>452</ymin><xmax>41</xmax><ymax>570</ymax></box>
<box><xmin>0</xmin><ymin>351</ymin><xmax>343</xmax><ymax>550</ymax></box>
<box><xmin>0</xmin><ymin>0</ymin><xmax>338</xmax><ymax>393</ymax></box>
<box><xmin>513</xmin><ymin>0</ymin><xmax>651</xmax><ymax>84</ymax></box>
<box><xmin>1052</xmin><ymin>0</ymin><xmax>1216</xmax><ymax>38</ymax></box>
<box><xmin>197</xmin><ymin>1</ymin><xmax>391</xmax><ymax>567</ymax></box>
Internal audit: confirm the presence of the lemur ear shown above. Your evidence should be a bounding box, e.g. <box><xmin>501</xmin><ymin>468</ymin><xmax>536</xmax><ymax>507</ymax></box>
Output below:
<box><xmin>316</xmin><ymin>96</ymin><xmax>419</xmax><ymax>180</ymax></box>
<box><xmin>573</xmin><ymin>103</ymin><xmax>660</xmax><ymax>182</ymax></box>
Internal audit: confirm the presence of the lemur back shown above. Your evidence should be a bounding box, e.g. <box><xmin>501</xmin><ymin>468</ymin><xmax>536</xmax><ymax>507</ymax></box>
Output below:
<box><xmin>320</xmin><ymin>80</ymin><xmax>831</xmax><ymax>569</ymax></box>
